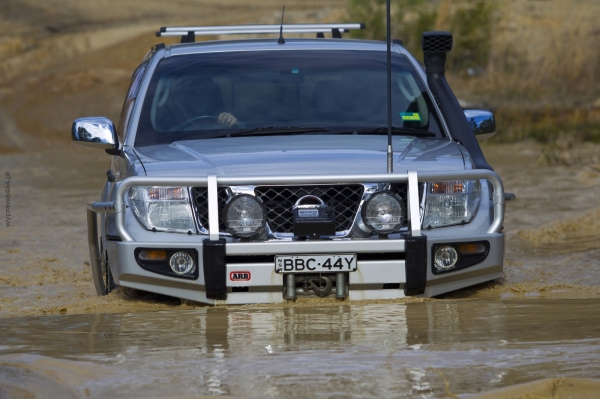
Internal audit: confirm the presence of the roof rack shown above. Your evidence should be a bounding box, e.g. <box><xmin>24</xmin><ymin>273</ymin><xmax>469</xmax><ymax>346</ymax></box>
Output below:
<box><xmin>156</xmin><ymin>23</ymin><xmax>365</xmax><ymax>43</ymax></box>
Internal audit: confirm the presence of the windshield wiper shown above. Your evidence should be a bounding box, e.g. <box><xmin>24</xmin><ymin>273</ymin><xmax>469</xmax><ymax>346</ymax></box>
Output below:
<box><xmin>352</xmin><ymin>126</ymin><xmax>437</xmax><ymax>137</ymax></box>
<box><xmin>163</xmin><ymin>126</ymin><xmax>329</xmax><ymax>143</ymax></box>
<box><xmin>165</xmin><ymin>126</ymin><xmax>433</xmax><ymax>143</ymax></box>
<box><xmin>215</xmin><ymin>126</ymin><xmax>329</xmax><ymax>137</ymax></box>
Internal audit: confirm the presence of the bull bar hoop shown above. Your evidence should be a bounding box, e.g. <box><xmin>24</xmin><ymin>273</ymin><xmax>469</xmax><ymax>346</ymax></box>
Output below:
<box><xmin>95</xmin><ymin>170</ymin><xmax>503</xmax><ymax>242</ymax></box>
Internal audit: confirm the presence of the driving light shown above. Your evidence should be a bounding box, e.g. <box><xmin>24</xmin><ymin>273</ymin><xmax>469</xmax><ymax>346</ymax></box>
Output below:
<box><xmin>434</xmin><ymin>246</ymin><xmax>458</xmax><ymax>271</ymax></box>
<box><xmin>362</xmin><ymin>191</ymin><xmax>406</xmax><ymax>234</ymax></box>
<box><xmin>129</xmin><ymin>186</ymin><xmax>196</xmax><ymax>233</ymax></box>
<box><xmin>423</xmin><ymin>180</ymin><xmax>481</xmax><ymax>228</ymax></box>
<box><xmin>224</xmin><ymin>194</ymin><xmax>266</xmax><ymax>238</ymax></box>
<box><xmin>169</xmin><ymin>251</ymin><xmax>195</xmax><ymax>275</ymax></box>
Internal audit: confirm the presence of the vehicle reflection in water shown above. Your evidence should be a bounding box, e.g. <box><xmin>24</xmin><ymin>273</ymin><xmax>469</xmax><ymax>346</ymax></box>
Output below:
<box><xmin>1</xmin><ymin>299</ymin><xmax>600</xmax><ymax>398</ymax></box>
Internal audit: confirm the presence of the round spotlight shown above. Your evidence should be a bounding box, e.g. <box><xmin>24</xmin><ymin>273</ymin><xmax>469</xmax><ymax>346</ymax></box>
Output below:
<box><xmin>170</xmin><ymin>251</ymin><xmax>195</xmax><ymax>275</ymax></box>
<box><xmin>434</xmin><ymin>246</ymin><xmax>459</xmax><ymax>271</ymax></box>
<box><xmin>224</xmin><ymin>194</ymin><xmax>266</xmax><ymax>238</ymax></box>
<box><xmin>362</xmin><ymin>191</ymin><xmax>406</xmax><ymax>234</ymax></box>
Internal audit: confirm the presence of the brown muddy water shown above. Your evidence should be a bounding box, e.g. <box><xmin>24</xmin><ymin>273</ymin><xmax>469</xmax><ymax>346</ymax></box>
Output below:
<box><xmin>0</xmin><ymin>299</ymin><xmax>599</xmax><ymax>399</ymax></box>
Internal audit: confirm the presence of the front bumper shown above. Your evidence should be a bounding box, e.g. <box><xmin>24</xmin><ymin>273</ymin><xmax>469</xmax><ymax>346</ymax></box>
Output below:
<box><xmin>90</xmin><ymin>170</ymin><xmax>506</xmax><ymax>305</ymax></box>
<box><xmin>107</xmin><ymin>233</ymin><xmax>503</xmax><ymax>305</ymax></box>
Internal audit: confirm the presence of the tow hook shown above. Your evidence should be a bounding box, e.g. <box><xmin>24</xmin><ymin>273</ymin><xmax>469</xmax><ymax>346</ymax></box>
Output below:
<box><xmin>304</xmin><ymin>276</ymin><xmax>333</xmax><ymax>297</ymax></box>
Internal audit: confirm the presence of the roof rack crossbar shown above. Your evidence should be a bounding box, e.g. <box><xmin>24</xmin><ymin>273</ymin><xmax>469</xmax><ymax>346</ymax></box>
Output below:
<box><xmin>157</xmin><ymin>28</ymin><xmax>353</xmax><ymax>37</ymax></box>
<box><xmin>160</xmin><ymin>23</ymin><xmax>364</xmax><ymax>33</ymax></box>
<box><xmin>155</xmin><ymin>23</ymin><xmax>365</xmax><ymax>40</ymax></box>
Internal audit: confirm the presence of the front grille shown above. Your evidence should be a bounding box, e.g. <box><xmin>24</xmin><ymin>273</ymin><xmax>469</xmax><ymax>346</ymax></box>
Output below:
<box><xmin>192</xmin><ymin>184</ymin><xmax>412</xmax><ymax>235</ymax></box>
<box><xmin>389</xmin><ymin>184</ymin><xmax>408</xmax><ymax>203</ymax></box>
<box><xmin>191</xmin><ymin>187</ymin><xmax>229</xmax><ymax>231</ymax></box>
<box><xmin>254</xmin><ymin>185</ymin><xmax>364</xmax><ymax>234</ymax></box>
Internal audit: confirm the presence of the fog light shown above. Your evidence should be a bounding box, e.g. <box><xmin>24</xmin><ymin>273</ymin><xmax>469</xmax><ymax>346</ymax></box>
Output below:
<box><xmin>434</xmin><ymin>246</ymin><xmax>458</xmax><ymax>271</ymax></box>
<box><xmin>138</xmin><ymin>250</ymin><xmax>167</xmax><ymax>261</ymax></box>
<box><xmin>169</xmin><ymin>251</ymin><xmax>195</xmax><ymax>275</ymax></box>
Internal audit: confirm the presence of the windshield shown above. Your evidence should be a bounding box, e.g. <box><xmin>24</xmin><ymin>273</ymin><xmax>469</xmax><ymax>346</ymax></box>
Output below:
<box><xmin>135</xmin><ymin>50</ymin><xmax>444</xmax><ymax>146</ymax></box>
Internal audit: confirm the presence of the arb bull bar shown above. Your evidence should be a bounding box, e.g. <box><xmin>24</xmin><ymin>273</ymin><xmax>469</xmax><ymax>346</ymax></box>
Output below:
<box><xmin>86</xmin><ymin>170</ymin><xmax>504</xmax><ymax>302</ymax></box>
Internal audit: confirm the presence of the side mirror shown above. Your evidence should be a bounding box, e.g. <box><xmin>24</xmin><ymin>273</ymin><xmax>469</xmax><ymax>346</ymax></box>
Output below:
<box><xmin>71</xmin><ymin>117</ymin><xmax>121</xmax><ymax>154</ymax></box>
<box><xmin>463</xmin><ymin>110</ymin><xmax>496</xmax><ymax>141</ymax></box>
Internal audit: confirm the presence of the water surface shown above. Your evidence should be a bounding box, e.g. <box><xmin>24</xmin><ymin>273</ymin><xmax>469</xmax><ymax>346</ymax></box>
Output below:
<box><xmin>2</xmin><ymin>299</ymin><xmax>600</xmax><ymax>398</ymax></box>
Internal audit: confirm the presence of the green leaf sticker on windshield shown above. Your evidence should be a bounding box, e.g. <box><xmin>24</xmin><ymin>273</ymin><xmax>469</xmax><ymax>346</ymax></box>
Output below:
<box><xmin>400</xmin><ymin>112</ymin><xmax>421</xmax><ymax>121</ymax></box>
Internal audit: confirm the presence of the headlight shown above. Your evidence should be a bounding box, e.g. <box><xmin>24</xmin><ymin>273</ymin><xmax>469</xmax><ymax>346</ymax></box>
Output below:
<box><xmin>423</xmin><ymin>180</ymin><xmax>481</xmax><ymax>228</ymax></box>
<box><xmin>362</xmin><ymin>191</ymin><xmax>406</xmax><ymax>234</ymax></box>
<box><xmin>224</xmin><ymin>194</ymin><xmax>266</xmax><ymax>238</ymax></box>
<box><xmin>128</xmin><ymin>186</ymin><xmax>196</xmax><ymax>233</ymax></box>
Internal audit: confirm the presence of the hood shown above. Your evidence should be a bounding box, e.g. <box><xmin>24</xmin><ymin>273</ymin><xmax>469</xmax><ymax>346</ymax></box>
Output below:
<box><xmin>133</xmin><ymin>135</ymin><xmax>466</xmax><ymax>177</ymax></box>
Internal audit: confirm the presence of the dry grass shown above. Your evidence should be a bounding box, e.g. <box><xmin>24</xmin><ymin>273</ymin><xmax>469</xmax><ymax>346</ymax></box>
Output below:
<box><xmin>490</xmin><ymin>107</ymin><xmax>600</xmax><ymax>144</ymax></box>
<box><xmin>447</xmin><ymin>0</ymin><xmax>600</xmax><ymax>109</ymax></box>
<box><xmin>401</xmin><ymin>0</ymin><xmax>600</xmax><ymax>144</ymax></box>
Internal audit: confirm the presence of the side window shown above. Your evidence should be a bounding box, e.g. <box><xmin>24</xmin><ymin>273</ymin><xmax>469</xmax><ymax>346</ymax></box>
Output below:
<box><xmin>117</xmin><ymin>64</ymin><xmax>147</xmax><ymax>140</ymax></box>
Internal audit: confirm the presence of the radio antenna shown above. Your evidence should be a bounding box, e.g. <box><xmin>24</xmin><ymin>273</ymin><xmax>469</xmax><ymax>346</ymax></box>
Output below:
<box><xmin>278</xmin><ymin>5</ymin><xmax>286</xmax><ymax>45</ymax></box>
<box><xmin>385</xmin><ymin>0</ymin><xmax>393</xmax><ymax>173</ymax></box>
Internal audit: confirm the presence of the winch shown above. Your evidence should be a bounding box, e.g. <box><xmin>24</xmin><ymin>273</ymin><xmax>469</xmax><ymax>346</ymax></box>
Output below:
<box><xmin>292</xmin><ymin>195</ymin><xmax>335</xmax><ymax>238</ymax></box>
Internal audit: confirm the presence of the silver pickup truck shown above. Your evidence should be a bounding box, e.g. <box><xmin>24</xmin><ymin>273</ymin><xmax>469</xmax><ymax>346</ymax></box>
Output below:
<box><xmin>72</xmin><ymin>24</ymin><xmax>509</xmax><ymax>305</ymax></box>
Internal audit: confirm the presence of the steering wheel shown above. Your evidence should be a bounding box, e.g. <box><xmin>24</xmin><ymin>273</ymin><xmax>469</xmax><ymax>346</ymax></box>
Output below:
<box><xmin>178</xmin><ymin>115</ymin><xmax>220</xmax><ymax>130</ymax></box>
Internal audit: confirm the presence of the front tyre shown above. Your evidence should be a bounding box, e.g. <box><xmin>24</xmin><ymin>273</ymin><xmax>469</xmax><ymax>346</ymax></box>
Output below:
<box><xmin>99</xmin><ymin>245</ymin><xmax>116</xmax><ymax>295</ymax></box>
<box><xmin>87</xmin><ymin>207</ymin><xmax>116</xmax><ymax>296</ymax></box>
<box><xmin>91</xmin><ymin>238</ymin><xmax>116</xmax><ymax>295</ymax></box>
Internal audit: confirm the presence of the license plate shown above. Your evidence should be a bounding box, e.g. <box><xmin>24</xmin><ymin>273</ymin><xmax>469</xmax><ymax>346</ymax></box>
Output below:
<box><xmin>275</xmin><ymin>254</ymin><xmax>357</xmax><ymax>274</ymax></box>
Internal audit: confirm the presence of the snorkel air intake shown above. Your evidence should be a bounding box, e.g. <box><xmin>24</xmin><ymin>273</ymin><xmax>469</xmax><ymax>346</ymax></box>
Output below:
<box><xmin>422</xmin><ymin>32</ymin><xmax>493</xmax><ymax>170</ymax></box>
